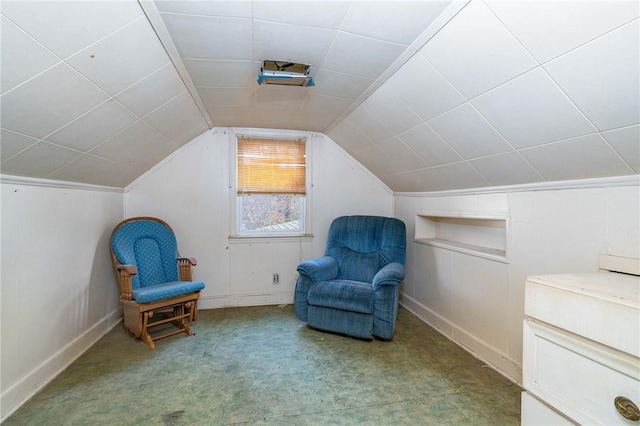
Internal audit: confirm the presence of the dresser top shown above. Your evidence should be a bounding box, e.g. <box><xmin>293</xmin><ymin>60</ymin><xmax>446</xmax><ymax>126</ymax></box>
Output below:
<box><xmin>527</xmin><ymin>272</ymin><xmax>640</xmax><ymax>309</ymax></box>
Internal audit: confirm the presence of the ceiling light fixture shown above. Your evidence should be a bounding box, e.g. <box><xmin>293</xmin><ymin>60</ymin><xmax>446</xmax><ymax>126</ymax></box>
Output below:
<box><xmin>257</xmin><ymin>60</ymin><xmax>315</xmax><ymax>87</ymax></box>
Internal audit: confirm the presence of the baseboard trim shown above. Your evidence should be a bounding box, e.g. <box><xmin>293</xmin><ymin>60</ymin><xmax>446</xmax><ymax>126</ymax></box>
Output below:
<box><xmin>1</xmin><ymin>309</ymin><xmax>122</xmax><ymax>422</ymax></box>
<box><xmin>198</xmin><ymin>292</ymin><xmax>295</xmax><ymax>309</ymax></box>
<box><xmin>400</xmin><ymin>293</ymin><xmax>522</xmax><ymax>385</ymax></box>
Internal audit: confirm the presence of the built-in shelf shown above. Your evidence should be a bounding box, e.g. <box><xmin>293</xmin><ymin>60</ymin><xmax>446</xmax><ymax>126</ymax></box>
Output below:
<box><xmin>415</xmin><ymin>213</ymin><xmax>509</xmax><ymax>263</ymax></box>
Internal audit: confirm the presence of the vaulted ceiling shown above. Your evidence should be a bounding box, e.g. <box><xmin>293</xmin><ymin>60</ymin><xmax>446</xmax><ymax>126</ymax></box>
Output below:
<box><xmin>1</xmin><ymin>1</ymin><xmax>638</xmax><ymax>190</ymax></box>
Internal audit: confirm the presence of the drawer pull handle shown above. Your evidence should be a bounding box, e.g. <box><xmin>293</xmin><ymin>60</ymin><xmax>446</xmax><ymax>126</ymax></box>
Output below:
<box><xmin>615</xmin><ymin>396</ymin><xmax>640</xmax><ymax>421</ymax></box>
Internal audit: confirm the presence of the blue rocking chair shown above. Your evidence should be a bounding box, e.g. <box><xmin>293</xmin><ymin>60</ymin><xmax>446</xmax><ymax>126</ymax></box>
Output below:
<box><xmin>110</xmin><ymin>217</ymin><xmax>205</xmax><ymax>348</ymax></box>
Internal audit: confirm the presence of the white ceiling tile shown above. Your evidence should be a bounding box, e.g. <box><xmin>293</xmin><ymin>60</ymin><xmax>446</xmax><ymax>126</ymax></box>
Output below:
<box><xmin>326</xmin><ymin>119</ymin><xmax>373</xmax><ymax>154</ymax></box>
<box><xmin>162</xmin><ymin>111</ymin><xmax>209</xmax><ymax>146</ymax></box>
<box><xmin>253</xmin><ymin>21</ymin><xmax>336</xmax><ymax>66</ymax></box>
<box><xmin>312</xmin><ymin>69</ymin><xmax>374</xmax><ymax>100</ymax></box>
<box><xmin>252</xmin><ymin>1</ymin><xmax>350</xmax><ymax>29</ymax></box>
<box><xmin>398</xmin><ymin>123</ymin><xmax>462</xmax><ymax>166</ymax></box>
<box><xmin>0</xmin><ymin>63</ymin><xmax>109</xmax><ymax>139</ymax></box>
<box><xmin>125</xmin><ymin>133</ymin><xmax>178</xmax><ymax>170</ymax></box>
<box><xmin>67</xmin><ymin>17</ymin><xmax>170</xmax><ymax>95</ymax></box>
<box><xmin>385</xmin><ymin>54</ymin><xmax>465</xmax><ymax>121</ymax></box>
<box><xmin>403</xmin><ymin>168</ymin><xmax>451</xmax><ymax>192</ymax></box>
<box><xmin>601</xmin><ymin>125</ymin><xmax>640</xmax><ymax>173</ymax></box>
<box><xmin>420</xmin><ymin>0</ymin><xmax>538</xmax><ymax>99</ymax></box>
<box><xmin>485</xmin><ymin>0</ymin><xmax>640</xmax><ymax>63</ymax></box>
<box><xmin>544</xmin><ymin>21</ymin><xmax>640</xmax><ymax>131</ymax></box>
<box><xmin>45</xmin><ymin>100</ymin><xmax>138</xmax><ymax>152</ymax></box>
<box><xmin>361</xmin><ymin>84</ymin><xmax>423</xmax><ymax>135</ymax></box>
<box><xmin>432</xmin><ymin>162</ymin><xmax>489</xmax><ymax>190</ymax></box>
<box><xmin>160</xmin><ymin>13</ymin><xmax>252</xmax><ymax>60</ymax></box>
<box><xmin>471</xmin><ymin>68</ymin><xmax>596</xmax><ymax>148</ymax></box>
<box><xmin>154</xmin><ymin>0</ymin><xmax>252</xmax><ymax>18</ymax></box>
<box><xmin>378</xmin><ymin>172</ymin><xmax>420</xmax><ymax>192</ymax></box>
<box><xmin>428</xmin><ymin>103</ymin><xmax>513</xmax><ymax>159</ymax></box>
<box><xmin>296</xmin><ymin>95</ymin><xmax>351</xmax><ymax>129</ymax></box>
<box><xmin>0</xmin><ymin>141</ymin><xmax>80</xmax><ymax>178</ymax></box>
<box><xmin>352</xmin><ymin>146</ymin><xmax>396</xmax><ymax>176</ymax></box>
<box><xmin>89</xmin><ymin>120</ymin><xmax>158</xmax><ymax>162</ymax></box>
<box><xmin>1</xmin><ymin>16</ymin><xmax>59</xmax><ymax>95</ymax></box>
<box><xmin>347</xmin><ymin>104</ymin><xmax>395</xmax><ymax>144</ymax></box>
<box><xmin>1</xmin><ymin>0</ymin><xmax>143</xmax><ymax>58</ymax></box>
<box><xmin>48</xmin><ymin>154</ymin><xmax>113</xmax><ymax>182</ymax></box>
<box><xmin>0</xmin><ymin>129</ymin><xmax>38</xmax><ymax>162</ymax></box>
<box><xmin>520</xmin><ymin>134</ymin><xmax>634</xmax><ymax>181</ymax></box>
<box><xmin>183</xmin><ymin>60</ymin><xmax>257</xmax><ymax>88</ymax></box>
<box><xmin>254</xmin><ymin>85</ymin><xmax>308</xmax><ymax>110</ymax></box>
<box><xmin>199</xmin><ymin>87</ymin><xmax>254</xmax><ymax>109</ymax></box>
<box><xmin>341</xmin><ymin>1</ymin><xmax>450</xmax><ymax>44</ymax></box>
<box><xmin>249</xmin><ymin>109</ymin><xmax>304</xmax><ymax>130</ymax></box>
<box><xmin>86</xmin><ymin>162</ymin><xmax>142</xmax><ymax>188</ymax></box>
<box><xmin>377</xmin><ymin>137</ymin><xmax>428</xmax><ymax>173</ymax></box>
<box><xmin>323</xmin><ymin>32</ymin><xmax>406</xmax><ymax>79</ymax></box>
<box><xmin>115</xmin><ymin>64</ymin><xmax>187</xmax><ymax>117</ymax></box>
<box><xmin>468</xmin><ymin>152</ymin><xmax>544</xmax><ymax>187</ymax></box>
<box><xmin>206</xmin><ymin>106</ymin><xmax>256</xmax><ymax>128</ymax></box>
<box><xmin>144</xmin><ymin>92</ymin><xmax>200</xmax><ymax>132</ymax></box>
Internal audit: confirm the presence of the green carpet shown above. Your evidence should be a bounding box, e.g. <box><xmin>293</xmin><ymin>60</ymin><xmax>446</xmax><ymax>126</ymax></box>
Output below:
<box><xmin>5</xmin><ymin>306</ymin><xmax>521</xmax><ymax>425</ymax></box>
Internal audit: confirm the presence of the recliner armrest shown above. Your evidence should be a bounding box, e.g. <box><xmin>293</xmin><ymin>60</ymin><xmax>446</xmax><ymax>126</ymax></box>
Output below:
<box><xmin>372</xmin><ymin>262</ymin><xmax>405</xmax><ymax>290</ymax></box>
<box><xmin>297</xmin><ymin>256</ymin><xmax>339</xmax><ymax>282</ymax></box>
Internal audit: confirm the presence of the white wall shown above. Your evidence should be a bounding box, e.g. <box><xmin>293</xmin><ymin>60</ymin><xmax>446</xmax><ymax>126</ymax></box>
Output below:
<box><xmin>124</xmin><ymin>128</ymin><xmax>393</xmax><ymax>308</ymax></box>
<box><xmin>395</xmin><ymin>179</ymin><xmax>640</xmax><ymax>383</ymax></box>
<box><xmin>0</xmin><ymin>178</ymin><xmax>124</xmax><ymax>421</ymax></box>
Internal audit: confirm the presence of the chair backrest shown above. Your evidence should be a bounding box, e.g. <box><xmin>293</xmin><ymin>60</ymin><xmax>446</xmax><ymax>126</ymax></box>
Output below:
<box><xmin>325</xmin><ymin>215</ymin><xmax>406</xmax><ymax>283</ymax></box>
<box><xmin>111</xmin><ymin>218</ymin><xmax>179</xmax><ymax>289</ymax></box>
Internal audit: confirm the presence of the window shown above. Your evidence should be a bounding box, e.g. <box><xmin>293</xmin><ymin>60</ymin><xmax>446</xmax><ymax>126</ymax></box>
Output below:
<box><xmin>235</xmin><ymin>134</ymin><xmax>308</xmax><ymax>236</ymax></box>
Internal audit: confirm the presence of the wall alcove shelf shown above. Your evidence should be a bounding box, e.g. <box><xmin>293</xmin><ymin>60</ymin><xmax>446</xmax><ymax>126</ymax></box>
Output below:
<box><xmin>415</xmin><ymin>213</ymin><xmax>510</xmax><ymax>263</ymax></box>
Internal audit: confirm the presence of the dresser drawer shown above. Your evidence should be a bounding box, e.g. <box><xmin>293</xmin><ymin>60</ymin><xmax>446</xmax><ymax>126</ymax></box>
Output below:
<box><xmin>521</xmin><ymin>391</ymin><xmax>576</xmax><ymax>425</ymax></box>
<box><xmin>525</xmin><ymin>273</ymin><xmax>640</xmax><ymax>358</ymax></box>
<box><xmin>524</xmin><ymin>320</ymin><xmax>640</xmax><ymax>425</ymax></box>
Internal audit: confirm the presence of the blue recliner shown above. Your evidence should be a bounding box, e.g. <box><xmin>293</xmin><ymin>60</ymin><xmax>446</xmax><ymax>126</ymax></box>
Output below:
<box><xmin>111</xmin><ymin>217</ymin><xmax>205</xmax><ymax>348</ymax></box>
<box><xmin>294</xmin><ymin>215</ymin><xmax>406</xmax><ymax>340</ymax></box>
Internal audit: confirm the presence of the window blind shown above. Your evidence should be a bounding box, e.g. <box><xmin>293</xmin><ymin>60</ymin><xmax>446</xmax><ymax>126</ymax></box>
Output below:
<box><xmin>237</xmin><ymin>137</ymin><xmax>306</xmax><ymax>195</ymax></box>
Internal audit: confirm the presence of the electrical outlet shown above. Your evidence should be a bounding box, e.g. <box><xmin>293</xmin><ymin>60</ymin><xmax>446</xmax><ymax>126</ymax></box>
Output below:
<box><xmin>272</xmin><ymin>273</ymin><xmax>280</xmax><ymax>284</ymax></box>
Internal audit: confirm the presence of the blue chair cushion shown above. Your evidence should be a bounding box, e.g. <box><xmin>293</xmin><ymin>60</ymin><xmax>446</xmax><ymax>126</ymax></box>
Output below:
<box><xmin>308</xmin><ymin>280</ymin><xmax>374</xmax><ymax>314</ymax></box>
<box><xmin>112</xmin><ymin>220</ymin><xmax>180</xmax><ymax>289</ymax></box>
<box><xmin>132</xmin><ymin>280</ymin><xmax>205</xmax><ymax>304</ymax></box>
<box><xmin>325</xmin><ymin>216</ymin><xmax>406</xmax><ymax>283</ymax></box>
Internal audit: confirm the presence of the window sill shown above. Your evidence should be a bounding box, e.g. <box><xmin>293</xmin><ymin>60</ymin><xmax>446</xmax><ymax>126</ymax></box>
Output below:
<box><xmin>228</xmin><ymin>234</ymin><xmax>313</xmax><ymax>244</ymax></box>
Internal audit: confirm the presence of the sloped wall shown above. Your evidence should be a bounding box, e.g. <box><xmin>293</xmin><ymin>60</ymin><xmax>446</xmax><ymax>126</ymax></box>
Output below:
<box><xmin>0</xmin><ymin>179</ymin><xmax>123</xmax><ymax>421</ymax></box>
<box><xmin>395</xmin><ymin>179</ymin><xmax>640</xmax><ymax>383</ymax></box>
<box><xmin>124</xmin><ymin>129</ymin><xmax>393</xmax><ymax>307</ymax></box>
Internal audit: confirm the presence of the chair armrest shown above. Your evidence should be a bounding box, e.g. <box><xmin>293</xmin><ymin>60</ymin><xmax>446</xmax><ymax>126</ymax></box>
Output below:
<box><xmin>116</xmin><ymin>264</ymin><xmax>138</xmax><ymax>275</ymax></box>
<box><xmin>372</xmin><ymin>262</ymin><xmax>405</xmax><ymax>290</ymax></box>
<box><xmin>296</xmin><ymin>256</ymin><xmax>339</xmax><ymax>282</ymax></box>
<box><xmin>115</xmin><ymin>264</ymin><xmax>137</xmax><ymax>301</ymax></box>
<box><xmin>177</xmin><ymin>257</ymin><xmax>197</xmax><ymax>281</ymax></box>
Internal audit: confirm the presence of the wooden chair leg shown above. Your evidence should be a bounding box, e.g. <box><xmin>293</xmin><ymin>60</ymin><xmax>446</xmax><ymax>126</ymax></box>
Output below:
<box><xmin>191</xmin><ymin>300</ymin><xmax>199</xmax><ymax>321</ymax></box>
<box><xmin>141</xmin><ymin>311</ymin><xmax>155</xmax><ymax>349</ymax></box>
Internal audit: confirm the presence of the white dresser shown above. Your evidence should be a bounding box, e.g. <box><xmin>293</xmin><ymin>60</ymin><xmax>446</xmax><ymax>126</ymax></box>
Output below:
<box><xmin>521</xmin><ymin>256</ymin><xmax>640</xmax><ymax>425</ymax></box>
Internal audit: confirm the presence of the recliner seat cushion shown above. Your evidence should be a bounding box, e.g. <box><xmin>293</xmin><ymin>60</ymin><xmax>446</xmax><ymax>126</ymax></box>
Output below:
<box><xmin>132</xmin><ymin>280</ymin><xmax>205</xmax><ymax>303</ymax></box>
<box><xmin>308</xmin><ymin>280</ymin><xmax>374</xmax><ymax>314</ymax></box>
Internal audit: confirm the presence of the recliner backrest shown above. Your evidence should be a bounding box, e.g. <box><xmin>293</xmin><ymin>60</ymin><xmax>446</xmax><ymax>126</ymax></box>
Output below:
<box><xmin>325</xmin><ymin>216</ymin><xmax>406</xmax><ymax>283</ymax></box>
<box><xmin>111</xmin><ymin>220</ymin><xmax>179</xmax><ymax>289</ymax></box>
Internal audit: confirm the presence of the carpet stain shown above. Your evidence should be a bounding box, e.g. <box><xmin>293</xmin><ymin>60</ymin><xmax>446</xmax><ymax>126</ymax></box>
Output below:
<box><xmin>162</xmin><ymin>410</ymin><xmax>185</xmax><ymax>425</ymax></box>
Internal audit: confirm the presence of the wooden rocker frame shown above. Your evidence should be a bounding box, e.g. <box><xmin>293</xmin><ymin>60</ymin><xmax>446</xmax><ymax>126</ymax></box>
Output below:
<box><xmin>111</xmin><ymin>217</ymin><xmax>202</xmax><ymax>349</ymax></box>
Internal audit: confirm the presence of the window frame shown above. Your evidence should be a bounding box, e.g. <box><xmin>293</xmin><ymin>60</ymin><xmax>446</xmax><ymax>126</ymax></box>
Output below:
<box><xmin>229</xmin><ymin>128</ymin><xmax>313</xmax><ymax>240</ymax></box>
